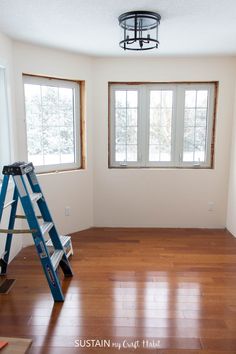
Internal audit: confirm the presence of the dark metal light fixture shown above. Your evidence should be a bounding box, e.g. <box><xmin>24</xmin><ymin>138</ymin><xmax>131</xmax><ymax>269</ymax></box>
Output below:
<box><xmin>118</xmin><ymin>11</ymin><xmax>161</xmax><ymax>51</ymax></box>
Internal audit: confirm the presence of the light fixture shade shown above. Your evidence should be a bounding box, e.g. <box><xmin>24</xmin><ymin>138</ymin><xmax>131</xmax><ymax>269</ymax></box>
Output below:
<box><xmin>118</xmin><ymin>11</ymin><xmax>161</xmax><ymax>51</ymax></box>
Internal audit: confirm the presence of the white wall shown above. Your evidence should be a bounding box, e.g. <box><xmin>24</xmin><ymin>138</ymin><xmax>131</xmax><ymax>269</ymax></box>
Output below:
<box><xmin>12</xmin><ymin>42</ymin><xmax>94</xmax><ymax>246</ymax></box>
<box><xmin>226</xmin><ymin>77</ymin><xmax>236</xmax><ymax>235</ymax></box>
<box><xmin>2</xmin><ymin>36</ymin><xmax>236</xmax><ymax>265</ymax></box>
<box><xmin>0</xmin><ymin>33</ymin><xmax>22</xmax><ymax>260</ymax></box>
<box><xmin>92</xmin><ymin>57</ymin><xmax>236</xmax><ymax>228</ymax></box>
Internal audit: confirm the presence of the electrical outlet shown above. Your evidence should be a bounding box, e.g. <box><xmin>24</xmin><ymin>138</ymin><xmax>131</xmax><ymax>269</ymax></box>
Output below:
<box><xmin>208</xmin><ymin>202</ymin><xmax>214</xmax><ymax>212</ymax></box>
<box><xmin>65</xmin><ymin>206</ymin><xmax>70</xmax><ymax>216</ymax></box>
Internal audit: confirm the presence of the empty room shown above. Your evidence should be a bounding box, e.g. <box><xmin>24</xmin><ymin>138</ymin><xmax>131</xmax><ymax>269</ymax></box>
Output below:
<box><xmin>1</xmin><ymin>1</ymin><xmax>236</xmax><ymax>353</ymax></box>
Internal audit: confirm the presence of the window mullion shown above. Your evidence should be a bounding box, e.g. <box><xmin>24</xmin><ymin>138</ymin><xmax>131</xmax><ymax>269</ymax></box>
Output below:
<box><xmin>205</xmin><ymin>85</ymin><xmax>215</xmax><ymax>166</ymax></box>
<box><xmin>170</xmin><ymin>86</ymin><xmax>178</xmax><ymax>167</ymax></box>
<box><xmin>174</xmin><ymin>86</ymin><xmax>185</xmax><ymax>167</ymax></box>
<box><xmin>111</xmin><ymin>87</ymin><xmax>116</xmax><ymax>166</ymax></box>
<box><xmin>140</xmin><ymin>86</ymin><xmax>148</xmax><ymax>167</ymax></box>
<box><xmin>74</xmin><ymin>85</ymin><xmax>81</xmax><ymax>167</ymax></box>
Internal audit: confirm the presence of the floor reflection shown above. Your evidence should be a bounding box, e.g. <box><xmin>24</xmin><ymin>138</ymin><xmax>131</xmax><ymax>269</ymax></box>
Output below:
<box><xmin>175</xmin><ymin>281</ymin><xmax>201</xmax><ymax>338</ymax></box>
<box><xmin>113</xmin><ymin>280</ymin><xmax>137</xmax><ymax>337</ymax></box>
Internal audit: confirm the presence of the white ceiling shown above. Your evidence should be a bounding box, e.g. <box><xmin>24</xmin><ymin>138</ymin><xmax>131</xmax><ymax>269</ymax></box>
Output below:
<box><xmin>0</xmin><ymin>0</ymin><xmax>236</xmax><ymax>57</ymax></box>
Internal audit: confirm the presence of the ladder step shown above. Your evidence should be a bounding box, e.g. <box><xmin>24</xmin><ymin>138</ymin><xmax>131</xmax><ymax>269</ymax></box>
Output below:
<box><xmin>15</xmin><ymin>215</ymin><xmax>43</xmax><ymax>219</ymax></box>
<box><xmin>3</xmin><ymin>200</ymin><xmax>16</xmax><ymax>209</ymax></box>
<box><xmin>46</xmin><ymin>235</ymin><xmax>73</xmax><ymax>258</ymax></box>
<box><xmin>51</xmin><ymin>250</ymin><xmax>64</xmax><ymax>270</ymax></box>
<box><xmin>46</xmin><ymin>235</ymin><xmax>71</xmax><ymax>247</ymax></box>
<box><xmin>30</xmin><ymin>193</ymin><xmax>42</xmax><ymax>203</ymax></box>
<box><xmin>40</xmin><ymin>222</ymin><xmax>53</xmax><ymax>235</ymax></box>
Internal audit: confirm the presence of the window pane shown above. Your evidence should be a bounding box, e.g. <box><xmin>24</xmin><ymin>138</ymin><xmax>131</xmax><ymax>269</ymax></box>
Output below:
<box><xmin>43</xmin><ymin>127</ymin><xmax>60</xmax><ymax>164</ymax></box>
<box><xmin>149</xmin><ymin>90</ymin><xmax>173</xmax><ymax>162</ymax></box>
<box><xmin>149</xmin><ymin>145</ymin><xmax>160</xmax><ymax>162</ymax></box>
<box><xmin>183</xmin><ymin>89</ymin><xmax>209</xmax><ymax>163</ymax></box>
<box><xmin>197</xmin><ymin>90</ymin><xmax>208</xmax><ymax>108</ymax></box>
<box><xmin>159</xmin><ymin>127</ymin><xmax>171</xmax><ymax>146</ymax></box>
<box><xmin>60</xmin><ymin>127</ymin><xmax>74</xmax><ymax>163</ymax></box>
<box><xmin>42</xmin><ymin>108</ymin><xmax>58</xmax><ymax>126</ymax></box>
<box><xmin>150</xmin><ymin>109</ymin><xmax>161</xmax><ymax>126</ymax></box>
<box><xmin>127</xmin><ymin>91</ymin><xmax>138</xmax><ymax>108</ymax></box>
<box><xmin>150</xmin><ymin>91</ymin><xmax>161</xmax><ymax>108</ymax></box>
<box><xmin>24</xmin><ymin>79</ymin><xmax>78</xmax><ymax>169</ymax></box>
<box><xmin>150</xmin><ymin>126</ymin><xmax>159</xmax><ymax>144</ymax></box>
<box><xmin>127</xmin><ymin>127</ymin><xmax>137</xmax><ymax>144</ymax></box>
<box><xmin>160</xmin><ymin>146</ymin><xmax>171</xmax><ymax>162</ymax></box>
<box><xmin>196</xmin><ymin>109</ymin><xmax>207</xmax><ymax>127</ymax></box>
<box><xmin>116</xmin><ymin>126</ymin><xmax>126</xmax><ymax>144</ymax></box>
<box><xmin>61</xmin><ymin>145</ymin><xmax>74</xmax><ymax>163</ymax></box>
<box><xmin>185</xmin><ymin>91</ymin><xmax>196</xmax><ymax>108</ymax></box>
<box><xmin>24</xmin><ymin>85</ymin><xmax>42</xmax><ymax>127</ymax></box>
<box><xmin>60</xmin><ymin>109</ymin><xmax>73</xmax><ymax>127</ymax></box>
<box><xmin>161</xmin><ymin>91</ymin><xmax>173</xmax><ymax>108</ymax></box>
<box><xmin>115</xmin><ymin>91</ymin><xmax>126</xmax><ymax>107</ymax></box>
<box><xmin>25</xmin><ymin>85</ymin><xmax>41</xmax><ymax>115</ymax></box>
<box><xmin>195</xmin><ymin>126</ymin><xmax>206</xmax><ymax>148</ymax></box>
<box><xmin>114</xmin><ymin>89</ymin><xmax>138</xmax><ymax>163</ymax></box>
<box><xmin>127</xmin><ymin>109</ymin><xmax>137</xmax><ymax>126</ymax></box>
<box><xmin>116</xmin><ymin>109</ymin><xmax>126</xmax><ymax>126</ymax></box>
<box><xmin>59</xmin><ymin>87</ymin><xmax>74</xmax><ymax>126</ymax></box>
<box><xmin>184</xmin><ymin>109</ymin><xmax>195</xmax><ymax>126</ymax></box>
<box><xmin>161</xmin><ymin>109</ymin><xmax>172</xmax><ymax>126</ymax></box>
<box><xmin>194</xmin><ymin>150</ymin><xmax>205</xmax><ymax>162</ymax></box>
<box><xmin>127</xmin><ymin>145</ymin><xmax>137</xmax><ymax>161</ymax></box>
<box><xmin>183</xmin><ymin>127</ymin><xmax>194</xmax><ymax>161</ymax></box>
<box><xmin>195</xmin><ymin>127</ymin><xmax>206</xmax><ymax>162</ymax></box>
<box><xmin>27</xmin><ymin>128</ymin><xmax>43</xmax><ymax>164</ymax></box>
<box><xmin>115</xmin><ymin>144</ymin><xmax>126</xmax><ymax>161</ymax></box>
<box><xmin>59</xmin><ymin>87</ymin><xmax>73</xmax><ymax>105</ymax></box>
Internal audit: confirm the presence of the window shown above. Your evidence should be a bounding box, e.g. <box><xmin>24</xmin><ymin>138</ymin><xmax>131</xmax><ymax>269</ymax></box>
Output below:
<box><xmin>109</xmin><ymin>82</ymin><xmax>216</xmax><ymax>168</ymax></box>
<box><xmin>23</xmin><ymin>75</ymin><xmax>82</xmax><ymax>173</ymax></box>
<box><xmin>0</xmin><ymin>66</ymin><xmax>11</xmax><ymax>177</ymax></box>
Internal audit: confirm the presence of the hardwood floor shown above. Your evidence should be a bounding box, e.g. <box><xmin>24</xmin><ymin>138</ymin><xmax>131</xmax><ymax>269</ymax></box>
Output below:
<box><xmin>1</xmin><ymin>227</ymin><xmax>236</xmax><ymax>353</ymax></box>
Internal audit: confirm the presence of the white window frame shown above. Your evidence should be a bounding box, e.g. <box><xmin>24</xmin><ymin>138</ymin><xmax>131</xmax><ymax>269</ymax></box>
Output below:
<box><xmin>177</xmin><ymin>83</ymin><xmax>215</xmax><ymax>168</ymax></box>
<box><xmin>146</xmin><ymin>84</ymin><xmax>177</xmax><ymax>168</ymax></box>
<box><xmin>23</xmin><ymin>75</ymin><xmax>81</xmax><ymax>173</ymax></box>
<box><xmin>110</xmin><ymin>85</ymin><xmax>143</xmax><ymax>167</ymax></box>
<box><xmin>109</xmin><ymin>82</ymin><xmax>216</xmax><ymax>169</ymax></box>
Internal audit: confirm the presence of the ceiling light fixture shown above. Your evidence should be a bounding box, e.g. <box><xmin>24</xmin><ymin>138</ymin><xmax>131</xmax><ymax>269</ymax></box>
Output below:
<box><xmin>118</xmin><ymin>11</ymin><xmax>161</xmax><ymax>51</ymax></box>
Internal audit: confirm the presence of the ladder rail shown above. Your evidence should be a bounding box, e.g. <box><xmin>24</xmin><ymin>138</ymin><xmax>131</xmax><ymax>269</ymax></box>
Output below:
<box><xmin>12</xmin><ymin>174</ymin><xmax>65</xmax><ymax>301</ymax></box>
<box><xmin>0</xmin><ymin>178</ymin><xmax>19</xmax><ymax>275</ymax></box>
<box><xmin>0</xmin><ymin>162</ymin><xmax>73</xmax><ymax>302</ymax></box>
<box><xmin>1</xmin><ymin>187</ymin><xmax>19</xmax><ymax>274</ymax></box>
<box><xmin>27</xmin><ymin>171</ymin><xmax>73</xmax><ymax>278</ymax></box>
<box><xmin>27</xmin><ymin>172</ymin><xmax>69</xmax><ymax>252</ymax></box>
<box><xmin>0</xmin><ymin>175</ymin><xmax>10</xmax><ymax>222</ymax></box>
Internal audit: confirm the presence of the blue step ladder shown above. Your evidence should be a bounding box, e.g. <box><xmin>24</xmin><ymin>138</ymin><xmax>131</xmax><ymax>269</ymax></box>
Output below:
<box><xmin>0</xmin><ymin>162</ymin><xmax>73</xmax><ymax>302</ymax></box>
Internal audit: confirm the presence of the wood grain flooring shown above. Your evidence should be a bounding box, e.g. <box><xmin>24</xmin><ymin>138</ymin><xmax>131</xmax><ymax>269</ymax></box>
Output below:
<box><xmin>1</xmin><ymin>227</ymin><xmax>236</xmax><ymax>354</ymax></box>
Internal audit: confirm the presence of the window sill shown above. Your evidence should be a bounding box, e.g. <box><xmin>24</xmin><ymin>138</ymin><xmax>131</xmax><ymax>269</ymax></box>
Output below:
<box><xmin>108</xmin><ymin>166</ymin><xmax>213</xmax><ymax>170</ymax></box>
<box><xmin>36</xmin><ymin>167</ymin><xmax>85</xmax><ymax>177</ymax></box>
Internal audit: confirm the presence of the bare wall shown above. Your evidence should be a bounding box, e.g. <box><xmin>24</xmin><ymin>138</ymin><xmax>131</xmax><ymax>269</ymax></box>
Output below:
<box><xmin>92</xmin><ymin>57</ymin><xmax>236</xmax><ymax>228</ymax></box>
<box><xmin>0</xmin><ymin>32</ymin><xmax>21</xmax><ymax>260</ymax></box>
<box><xmin>12</xmin><ymin>42</ymin><xmax>94</xmax><ymax>246</ymax></box>
<box><xmin>2</xmin><ymin>38</ymin><xmax>236</xmax><ymax>264</ymax></box>
<box><xmin>227</xmin><ymin>77</ymin><xmax>236</xmax><ymax>235</ymax></box>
